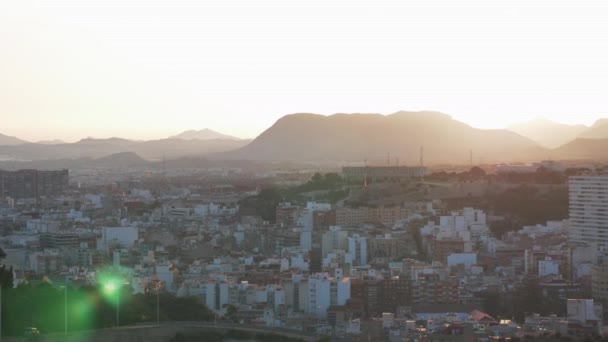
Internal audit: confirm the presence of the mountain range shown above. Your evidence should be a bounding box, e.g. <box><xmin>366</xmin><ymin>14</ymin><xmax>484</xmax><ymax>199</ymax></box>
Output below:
<box><xmin>223</xmin><ymin>112</ymin><xmax>608</xmax><ymax>163</ymax></box>
<box><xmin>0</xmin><ymin>137</ymin><xmax>250</xmax><ymax>161</ymax></box>
<box><xmin>508</xmin><ymin>118</ymin><xmax>608</xmax><ymax>148</ymax></box>
<box><xmin>2</xmin><ymin>113</ymin><xmax>608</xmax><ymax>165</ymax></box>
<box><xmin>508</xmin><ymin>118</ymin><xmax>588</xmax><ymax>148</ymax></box>
<box><xmin>579</xmin><ymin>119</ymin><xmax>608</xmax><ymax>139</ymax></box>
<box><xmin>221</xmin><ymin>111</ymin><xmax>542</xmax><ymax>163</ymax></box>
<box><xmin>168</xmin><ymin>128</ymin><xmax>241</xmax><ymax>141</ymax></box>
<box><xmin>0</xmin><ymin>133</ymin><xmax>28</xmax><ymax>146</ymax></box>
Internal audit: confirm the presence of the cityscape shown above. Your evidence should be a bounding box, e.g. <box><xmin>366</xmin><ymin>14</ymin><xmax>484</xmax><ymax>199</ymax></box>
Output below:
<box><xmin>2</xmin><ymin>0</ymin><xmax>608</xmax><ymax>341</ymax></box>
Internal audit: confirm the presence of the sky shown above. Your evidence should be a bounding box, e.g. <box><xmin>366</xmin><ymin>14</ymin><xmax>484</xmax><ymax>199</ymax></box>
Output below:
<box><xmin>1</xmin><ymin>0</ymin><xmax>607</xmax><ymax>142</ymax></box>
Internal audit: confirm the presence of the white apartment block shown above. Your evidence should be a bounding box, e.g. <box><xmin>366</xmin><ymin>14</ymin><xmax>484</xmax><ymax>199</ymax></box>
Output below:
<box><xmin>569</xmin><ymin>175</ymin><xmax>608</xmax><ymax>254</ymax></box>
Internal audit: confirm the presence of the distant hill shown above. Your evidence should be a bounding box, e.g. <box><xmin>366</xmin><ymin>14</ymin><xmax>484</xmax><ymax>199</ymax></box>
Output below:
<box><xmin>94</xmin><ymin>151</ymin><xmax>148</xmax><ymax>166</ymax></box>
<box><xmin>508</xmin><ymin>118</ymin><xmax>588</xmax><ymax>148</ymax></box>
<box><xmin>0</xmin><ymin>137</ymin><xmax>250</xmax><ymax>160</ymax></box>
<box><xmin>35</xmin><ymin>139</ymin><xmax>66</xmax><ymax>145</ymax></box>
<box><xmin>0</xmin><ymin>132</ymin><xmax>27</xmax><ymax>146</ymax></box>
<box><xmin>220</xmin><ymin>111</ymin><xmax>542</xmax><ymax>163</ymax></box>
<box><xmin>578</xmin><ymin>119</ymin><xmax>608</xmax><ymax>139</ymax></box>
<box><xmin>169</xmin><ymin>129</ymin><xmax>240</xmax><ymax>141</ymax></box>
<box><xmin>552</xmin><ymin>138</ymin><xmax>608</xmax><ymax>161</ymax></box>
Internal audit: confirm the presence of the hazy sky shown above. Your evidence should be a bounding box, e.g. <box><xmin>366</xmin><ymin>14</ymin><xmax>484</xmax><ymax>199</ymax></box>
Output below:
<box><xmin>1</xmin><ymin>0</ymin><xmax>607</xmax><ymax>142</ymax></box>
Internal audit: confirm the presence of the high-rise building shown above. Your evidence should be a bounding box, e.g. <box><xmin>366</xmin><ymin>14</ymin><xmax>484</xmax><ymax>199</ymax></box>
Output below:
<box><xmin>321</xmin><ymin>226</ymin><xmax>348</xmax><ymax>258</ymax></box>
<box><xmin>348</xmin><ymin>235</ymin><xmax>367</xmax><ymax>266</ymax></box>
<box><xmin>0</xmin><ymin>169</ymin><xmax>68</xmax><ymax>199</ymax></box>
<box><xmin>592</xmin><ymin>261</ymin><xmax>608</xmax><ymax>303</ymax></box>
<box><xmin>307</xmin><ymin>272</ymin><xmax>351</xmax><ymax>318</ymax></box>
<box><xmin>569</xmin><ymin>174</ymin><xmax>608</xmax><ymax>253</ymax></box>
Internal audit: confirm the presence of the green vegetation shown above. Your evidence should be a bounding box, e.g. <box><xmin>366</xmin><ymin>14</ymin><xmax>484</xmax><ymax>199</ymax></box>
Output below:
<box><xmin>240</xmin><ymin>173</ymin><xmax>347</xmax><ymax>222</ymax></box>
<box><xmin>486</xmin><ymin>186</ymin><xmax>568</xmax><ymax>236</ymax></box>
<box><xmin>446</xmin><ymin>185</ymin><xmax>568</xmax><ymax>237</ymax></box>
<box><xmin>169</xmin><ymin>330</ymin><xmax>307</xmax><ymax>342</ymax></box>
<box><xmin>0</xmin><ymin>283</ymin><xmax>213</xmax><ymax>337</ymax></box>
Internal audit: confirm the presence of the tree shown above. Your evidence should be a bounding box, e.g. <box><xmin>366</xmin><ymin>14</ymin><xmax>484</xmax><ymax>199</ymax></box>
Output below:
<box><xmin>224</xmin><ymin>304</ymin><xmax>239</xmax><ymax>323</ymax></box>
<box><xmin>513</xmin><ymin>277</ymin><xmax>543</xmax><ymax>322</ymax></box>
<box><xmin>469</xmin><ymin>166</ymin><xmax>486</xmax><ymax>179</ymax></box>
<box><xmin>0</xmin><ymin>265</ymin><xmax>13</xmax><ymax>290</ymax></box>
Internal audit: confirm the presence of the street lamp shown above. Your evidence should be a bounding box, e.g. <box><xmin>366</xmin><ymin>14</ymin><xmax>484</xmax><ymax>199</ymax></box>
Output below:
<box><xmin>59</xmin><ymin>277</ymin><xmax>68</xmax><ymax>341</ymax></box>
<box><xmin>102</xmin><ymin>280</ymin><xmax>129</xmax><ymax>327</ymax></box>
<box><xmin>154</xmin><ymin>282</ymin><xmax>162</xmax><ymax>325</ymax></box>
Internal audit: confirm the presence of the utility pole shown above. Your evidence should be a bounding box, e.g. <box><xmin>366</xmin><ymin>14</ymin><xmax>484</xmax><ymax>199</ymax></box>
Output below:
<box><xmin>420</xmin><ymin>146</ymin><xmax>424</xmax><ymax>168</ymax></box>
<box><xmin>470</xmin><ymin>149</ymin><xmax>473</xmax><ymax>168</ymax></box>
<box><xmin>363</xmin><ymin>158</ymin><xmax>368</xmax><ymax>188</ymax></box>
<box><xmin>1</xmin><ymin>286</ymin><xmax>3</xmax><ymax>342</ymax></box>
<box><xmin>65</xmin><ymin>278</ymin><xmax>68</xmax><ymax>341</ymax></box>
<box><xmin>156</xmin><ymin>283</ymin><xmax>161</xmax><ymax>325</ymax></box>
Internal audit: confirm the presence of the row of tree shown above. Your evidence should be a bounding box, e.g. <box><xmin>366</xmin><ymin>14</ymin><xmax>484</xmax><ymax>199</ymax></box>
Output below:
<box><xmin>170</xmin><ymin>330</ymin><xmax>308</xmax><ymax>342</ymax></box>
<box><xmin>0</xmin><ymin>282</ymin><xmax>214</xmax><ymax>336</ymax></box>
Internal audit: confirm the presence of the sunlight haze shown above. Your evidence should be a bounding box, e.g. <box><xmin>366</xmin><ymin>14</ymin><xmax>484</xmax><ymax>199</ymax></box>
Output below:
<box><xmin>1</xmin><ymin>0</ymin><xmax>607</xmax><ymax>142</ymax></box>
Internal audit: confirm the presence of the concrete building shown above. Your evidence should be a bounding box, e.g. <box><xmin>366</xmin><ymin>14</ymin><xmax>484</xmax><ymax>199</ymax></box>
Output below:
<box><xmin>0</xmin><ymin>169</ymin><xmax>69</xmax><ymax>199</ymax></box>
<box><xmin>368</xmin><ymin>234</ymin><xmax>404</xmax><ymax>263</ymax></box>
<box><xmin>538</xmin><ymin>258</ymin><xmax>560</xmax><ymax>277</ymax></box>
<box><xmin>348</xmin><ymin>235</ymin><xmax>367</xmax><ymax>266</ymax></box>
<box><xmin>98</xmin><ymin>226</ymin><xmax>139</xmax><ymax>250</ymax></box>
<box><xmin>592</xmin><ymin>262</ymin><xmax>608</xmax><ymax>303</ymax></box>
<box><xmin>447</xmin><ymin>253</ymin><xmax>477</xmax><ymax>271</ymax></box>
<box><xmin>569</xmin><ymin>174</ymin><xmax>608</xmax><ymax>253</ymax></box>
<box><xmin>411</xmin><ymin>273</ymin><xmax>458</xmax><ymax>305</ymax></box>
<box><xmin>307</xmin><ymin>272</ymin><xmax>351</xmax><ymax>318</ymax></box>
<box><xmin>334</xmin><ymin>206</ymin><xmax>411</xmax><ymax>227</ymax></box>
<box><xmin>321</xmin><ymin>226</ymin><xmax>348</xmax><ymax>258</ymax></box>
<box><xmin>567</xmin><ymin>299</ymin><xmax>602</xmax><ymax>324</ymax></box>
<box><xmin>40</xmin><ymin>232</ymin><xmax>79</xmax><ymax>249</ymax></box>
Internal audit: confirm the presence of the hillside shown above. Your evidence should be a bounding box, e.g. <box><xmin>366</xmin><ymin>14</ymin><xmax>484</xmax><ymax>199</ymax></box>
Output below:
<box><xmin>579</xmin><ymin>119</ymin><xmax>608</xmax><ymax>139</ymax></box>
<box><xmin>221</xmin><ymin>111</ymin><xmax>543</xmax><ymax>163</ymax></box>
<box><xmin>0</xmin><ymin>138</ymin><xmax>249</xmax><ymax>160</ymax></box>
<box><xmin>0</xmin><ymin>132</ymin><xmax>28</xmax><ymax>146</ymax></box>
<box><xmin>508</xmin><ymin>118</ymin><xmax>588</xmax><ymax>148</ymax></box>
<box><xmin>169</xmin><ymin>129</ymin><xmax>240</xmax><ymax>140</ymax></box>
<box><xmin>552</xmin><ymin>138</ymin><xmax>608</xmax><ymax>161</ymax></box>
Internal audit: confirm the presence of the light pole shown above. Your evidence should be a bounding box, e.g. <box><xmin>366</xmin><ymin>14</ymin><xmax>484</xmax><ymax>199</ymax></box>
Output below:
<box><xmin>64</xmin><ymin>277</ymin><xmax>68</xmax><ymax>341</ymax></box>
<box><xmin>116</xmin><ymin>285</ymin><xmax>119</xmax><ymax>328</ymax></box>
<box><xmin>155</xmin><ymin>282</ymin><xmax>161</xmax><ymax>325</ymax></box>
<box><xmin>1</xmin><ymin>286</ymin><xmax>3</xmax><ymax>342</ymax></box>
<box><xmin>103</xmin><ymin>280</ymin><xmax>129</xmax><ymax>327</ymax></box>
<box><xmin>59</xmin><ymin>277</ymin><xmax>68</xmax><ymax>341</ymax></box>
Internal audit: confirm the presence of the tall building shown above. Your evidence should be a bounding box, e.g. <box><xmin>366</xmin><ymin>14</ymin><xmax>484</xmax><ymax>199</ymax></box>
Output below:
<box><xmin>348</xmin><ymin>235</ymin><xmax>367</xmax><ymax>266</ymax></box>
<box><xmin>592</xmin><ymin>262</ymin><xmax>608</xmax><ymax>303</ymax></box>
<box><xmin>569</xmin><ymin>175</ymin><xmax>608</xmax><ymax>254</ymax></box>
<box><xmin>321</xmin><ymin>226</ymin><xmax>348</xmax><ymax>258</ymax></box>
<box><xmin>0</xmin><ymin>169</ymin><xmax>69</xmax><ymax>199</ymax></box>
<box><xmin>307</xmin><ymin>272</ymin><xmax>351</xmax><ymax>318</ymax></box>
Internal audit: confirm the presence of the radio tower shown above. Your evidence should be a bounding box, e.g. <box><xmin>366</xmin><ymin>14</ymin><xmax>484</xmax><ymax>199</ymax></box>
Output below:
<box><xmin>364</xmin><ymin>158</ymin><xmax>368</xmax><ymax>188</ymax></box>
<box><xmin>419</xmin><ymin>146</ymin><xmax>424</xmax><ymax>181</ymax></box>
<box><xmin>470</xmin><ymin>149</ymin><xmax>473</xmax><ymax>168</ymax></box>
<box><xmin>420</xmin><ymin>146</ymin><xmax>424</xmax><ymax>168</ymax></box>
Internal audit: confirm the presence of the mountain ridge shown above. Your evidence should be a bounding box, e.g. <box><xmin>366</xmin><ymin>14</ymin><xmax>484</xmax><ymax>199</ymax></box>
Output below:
<box><xmin>508</xmin><ymin>118</ymin><xmax>589</xmax><ymax>148</ymax></box>
<box><xmin>220</xmin><ymin>111</ymin><xmax>542</xmax><ymax>163</ymax></box>
<box><xmin>0</xmin><ymin>133</ymin><xmax>28</xmax><ymax>146</ymax></box>
<box><xmin>169</xmin><ymin>128</ymin><xmax>241</xmax><ymax>141</ymax></box>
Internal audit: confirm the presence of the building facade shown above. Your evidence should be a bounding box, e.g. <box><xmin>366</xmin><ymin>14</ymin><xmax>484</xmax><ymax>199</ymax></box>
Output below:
<box><xmin>569</xmin><ymin>174</ymin><xmax>608</xmax><ymax>253</ymax></box>
<box><xmin>0</xmin><ymin>169</ymin><xmax>69</xmax><ymax>199</ymax></box>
